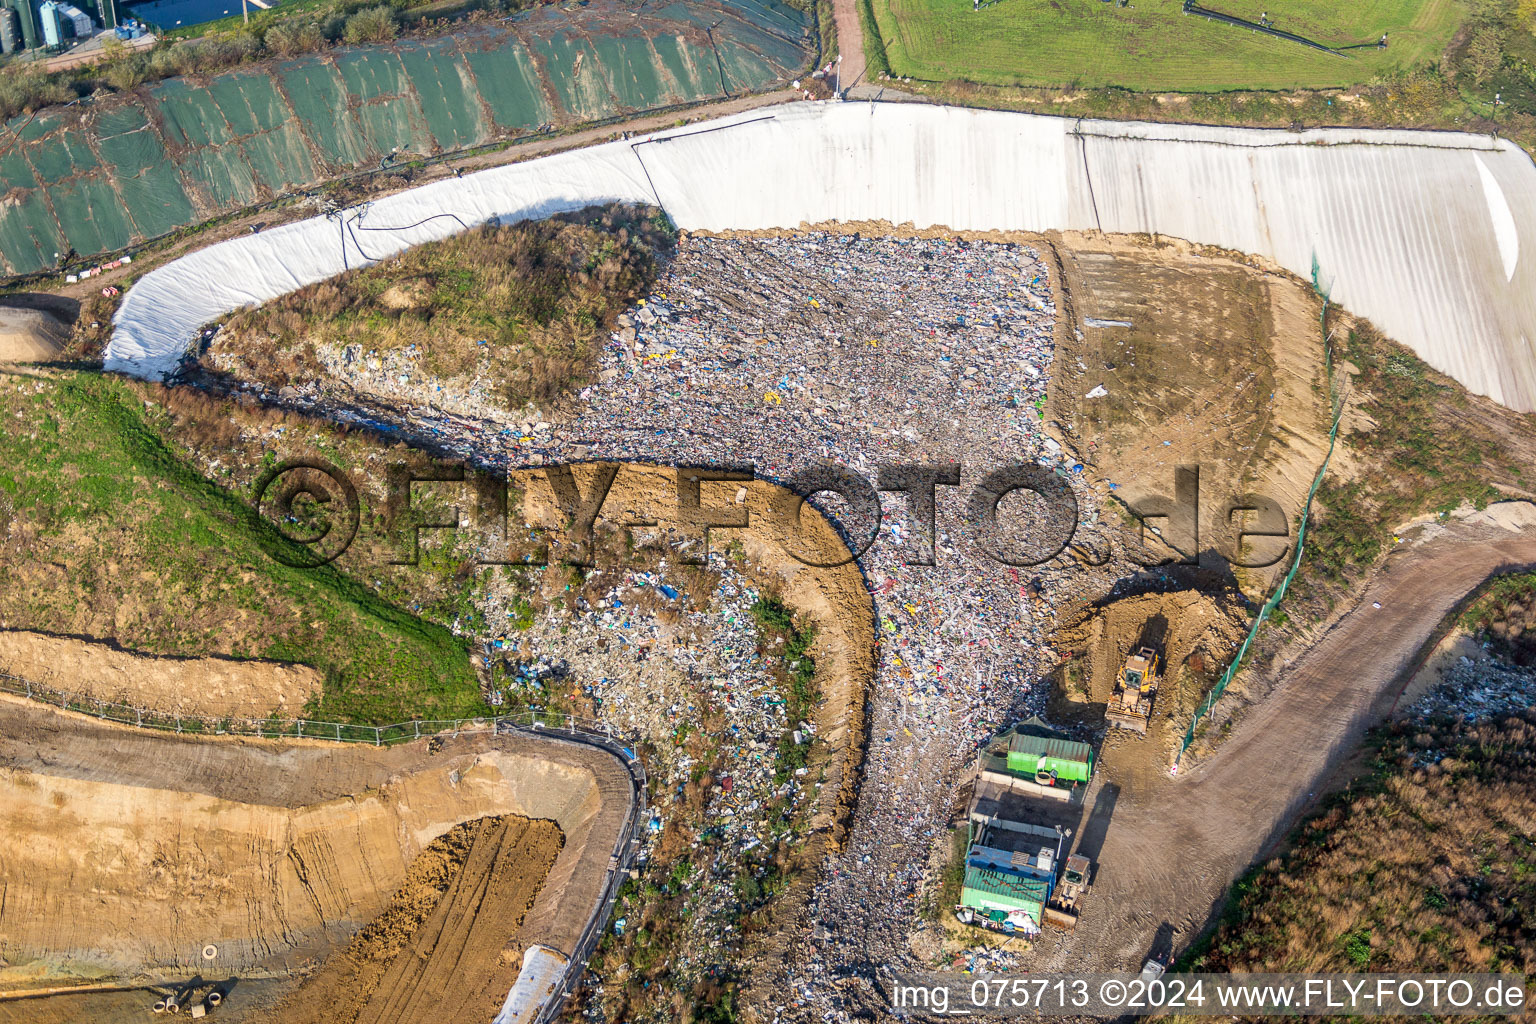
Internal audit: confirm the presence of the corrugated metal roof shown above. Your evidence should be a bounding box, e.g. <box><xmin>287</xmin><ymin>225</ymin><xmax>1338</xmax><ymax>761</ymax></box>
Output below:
<box><xmin>963</xmin><ymin>864</ymin><xmax>1051</xmax><ymax>904</ymax></box>
<box><xmin>1006</xmin><ymin>732</ymin><xmax>1093</xmax><ymax>764</ymax></box>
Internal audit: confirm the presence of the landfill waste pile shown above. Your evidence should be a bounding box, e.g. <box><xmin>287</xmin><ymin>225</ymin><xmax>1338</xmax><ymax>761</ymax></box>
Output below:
<box><xmin>552</xmin><ymin>234</ymin><xmax>1107</xmax><ymax>1010</ymax></box>
<box><xmin>211</xmin><ymin>231</ymin><xmax>1131</xmax><ymax>1016</ymax></box>
<box><xmin>1410</xmin><ymin>653</ymin><xmax>1536</xmax><ymax>723</ymax></box>
<box><xmin>477</xmin><ymin>550</ymin><xmax>827</xmax><ymax>1000</ymax></box>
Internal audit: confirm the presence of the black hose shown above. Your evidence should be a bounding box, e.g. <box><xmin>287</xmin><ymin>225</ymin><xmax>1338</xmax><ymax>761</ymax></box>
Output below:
<box><xmin>344</xmin><ymin>210</ymin><xmax>471</xmax><ymax>262</ymax></box>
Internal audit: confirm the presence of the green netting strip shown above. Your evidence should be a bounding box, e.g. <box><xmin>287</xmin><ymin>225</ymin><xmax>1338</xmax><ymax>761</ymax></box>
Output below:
<box><xmin>1175</xmin><ymin>262</ymin><xmax>1344</xmax><ymax>766</ymax></box>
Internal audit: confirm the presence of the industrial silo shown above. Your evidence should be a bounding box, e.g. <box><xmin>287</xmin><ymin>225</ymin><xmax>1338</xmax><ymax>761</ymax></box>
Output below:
<box><xmin>39</xmin><ymin>1</ymin><xmax>62</xmax><ymax>47</ymax></box>
<box><xmin>1</xmin><ymin>0</ymin><xmax>38</xmax><ymax>48</ymax></box>
<box><xmin>0</xmin><ymin>7</ymin><xmax>18</xmax><ymax>52</ymax></box>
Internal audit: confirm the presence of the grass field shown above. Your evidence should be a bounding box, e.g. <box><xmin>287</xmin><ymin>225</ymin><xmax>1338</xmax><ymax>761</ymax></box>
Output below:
<box><xmin>0</xmin><ymin>371</ymin><xmax>486</xmax><ymax>724</ymax></box>
<box><xmin>872</xmin><ymin>0</ymin><xmax>1464</xmax><ymax>91</ymax></box>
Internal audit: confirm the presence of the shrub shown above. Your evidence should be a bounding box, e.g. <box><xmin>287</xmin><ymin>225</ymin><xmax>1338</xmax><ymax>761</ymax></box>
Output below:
<box><xmin>0</xmin><ymin>69</ymin><xmax>73</xmax><ymax>122</ymax></box>
<box><xmin>1468</xmin><ymin>28</ymin><xmax>1507</xmax><ymax>84</ymax></box>
<box><xmin>103</xmin><ymin>55</ymin><xmax>150</xmax><ymax>91</ymax></box>
<box><xmin>264</xmin><ymin>20</ymin><xmax>326</xmax><ymax>56</ymax></box>
<box><xmin>343</xmin><ymin>5</ymin><xmax>398</xmax><ymax>43</ymax></box>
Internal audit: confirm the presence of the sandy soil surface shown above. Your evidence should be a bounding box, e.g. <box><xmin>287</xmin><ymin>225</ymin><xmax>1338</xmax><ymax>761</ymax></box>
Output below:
<box><xmin>0</xmin><ymin>697</ymin><xmax>632</xmax><ymax>1022</ymax></box>
<box><xmin>0</xmin><ymin>307</ymin><xmax>66</xmax><ymax>362</ymax></box>
<box><xmin>1049</xmin><ymin>588</ymin><xmax>1250</xmax><ymax>765</ymax></box>
<box><xmin>1029</xmin><ymin>510</ymin><xmax>1536</xmax><ymax>972</ymax></box>
<box><xmin>0</xmin><ymin>630</ymin><xmax>321</xmax><ymax>717</ymax></box>
<box><xmin>1045</xmin><ymin>233</ymin><xmax>1332</xmax><ymax>593</ymax></box>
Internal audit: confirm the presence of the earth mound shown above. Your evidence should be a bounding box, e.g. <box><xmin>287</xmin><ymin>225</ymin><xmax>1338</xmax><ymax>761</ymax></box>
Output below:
<box><xmin>0</xmin><ymin>307</ymin><xmax>67</xmax><ymax>362</ymax></box>
<box><xmin>1051</xmin><ymin>587</ymin><xmax>1251</xmax><ymax>762</ymax></box>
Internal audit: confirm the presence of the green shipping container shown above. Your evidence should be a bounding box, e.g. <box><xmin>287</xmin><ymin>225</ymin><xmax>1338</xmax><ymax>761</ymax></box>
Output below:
<box><xmin>1004</xmin><ymin>733</ymin><xmax>1093</xmax><ymax>783</ymax></box>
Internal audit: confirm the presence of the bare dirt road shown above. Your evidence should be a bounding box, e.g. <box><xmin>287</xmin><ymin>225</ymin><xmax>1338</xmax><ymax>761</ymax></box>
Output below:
<box><xmin>830</xmin><ymin>0</ymin><xmax>866</xmax><ymax>94</ymax></box>
<box><xmin>1033</xmin><ymin>510</ymin><xmax>1536</xmax><ymax>971</ymax></box>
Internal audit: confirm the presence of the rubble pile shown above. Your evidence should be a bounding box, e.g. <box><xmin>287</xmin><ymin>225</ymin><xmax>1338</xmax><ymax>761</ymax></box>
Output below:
<box><xmin>1410</xmin><ymin>652</ymin><xmax>1536</xmax><ymax>722</ymax></box>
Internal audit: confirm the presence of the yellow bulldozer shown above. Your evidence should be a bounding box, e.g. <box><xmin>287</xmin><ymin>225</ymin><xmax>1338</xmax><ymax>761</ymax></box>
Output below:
<box><xmin>1042</xmin><ymin>854</ymin><xmax>1092</xmax><ymax>930</ymax></box>
<box><xmin>1106</xmin><ymin>646</ymin><xmax>1160</xmax><ymax>733</ymax></box>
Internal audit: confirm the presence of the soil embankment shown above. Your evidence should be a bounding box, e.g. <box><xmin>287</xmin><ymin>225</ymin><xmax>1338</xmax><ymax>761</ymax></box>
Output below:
<box><xmin>250</xmin><ymin>815</ymin><xmax>564</xmax><ymax>1024</ymax></box>
<box><xmin>0</xmin><ymin>300</ymin><xmax>70</xmax><ymax>365</ymax></box>
<box><xmin>1045</xmin><ymin>232</ymin><xmax>1332</xmax><ymax>592</ymax></box>
<box><xmin>0</xmin><ymin>698</ymin><xmax>632</xmax><ymax>1022</ymax></box>
<box><xmin>0</xmin><ymin>631</ymin><xmax>322</xmax><ymax>717</ymax></box>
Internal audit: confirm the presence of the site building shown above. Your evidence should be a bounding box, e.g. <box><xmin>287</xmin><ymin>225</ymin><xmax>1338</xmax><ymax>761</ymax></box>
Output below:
<box><xmin>959</xmin><ymin>821</ymin><xmax>1067</xmax><ymax>932</ymax></box>
<box><xmin>956</xmin><ymin>720</ymin><xmax>1096</xmax><ymax>935</ymax></box>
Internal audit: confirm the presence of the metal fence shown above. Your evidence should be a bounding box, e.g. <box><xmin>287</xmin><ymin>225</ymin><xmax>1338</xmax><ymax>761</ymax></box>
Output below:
<box><xmin>529</xmin><ymin>722</ymin><xmax>649</xmax><ymax>1024</ymax></box>
<box><xmin>1175</xmin><ymin>283</ymin><xmax>1345</xmax><ymax>766</ymax></box>
<box><xmin>0</xmin><ymin>670</ymin><xmax>629</xmax><ymax>746</ymax></box>
<box><xmin>0</xmin><ymin>669</ymin><xmax>650</xmax><ymax>1021</ymax></box>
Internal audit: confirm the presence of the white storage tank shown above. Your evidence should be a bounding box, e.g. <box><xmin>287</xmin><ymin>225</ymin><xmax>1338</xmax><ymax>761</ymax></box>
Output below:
<box><xmin>38</xmin><ymin>1</ymin><xmax>62</xmax><ymax>47</ymax></box>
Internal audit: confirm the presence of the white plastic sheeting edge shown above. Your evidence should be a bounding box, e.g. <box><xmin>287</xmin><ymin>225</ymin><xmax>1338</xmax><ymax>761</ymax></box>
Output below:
<box><xmin>111</xmin><ymin>101</ymin><xmax>1536</xmax><ymax>410</ymax></box>
<box><xmin>493</xmin><ymin>943</ymin><xmax>568</xmax><ymax>1024</ymax></box>
<box><xmin>1476</xmin><ymin>154</ymin><xmax>1520</xmax><ymax>282</ymax></box>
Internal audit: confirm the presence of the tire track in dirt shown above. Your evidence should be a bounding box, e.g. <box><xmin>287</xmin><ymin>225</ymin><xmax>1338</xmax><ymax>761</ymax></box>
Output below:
<box><xmin>264</xmin><ymin>815</ymin><xmax>565</xmax><ymax>1024</ymax></box>
<box><xmin>1036</xmin><ymin>513</ymin><xmax>1536</xmax><ymax>971</ymax></box>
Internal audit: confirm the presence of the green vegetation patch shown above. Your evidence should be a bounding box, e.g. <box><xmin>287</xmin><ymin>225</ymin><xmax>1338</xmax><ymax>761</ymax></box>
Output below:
<box><xmin>750</xmin><ymin>594</ymin><xmax>820</xmax><ymax>783</ymax></box>
<box><xmin>0</xmin><ymin>371</ymin><xmax>484</xmax><ymax>724</ymax></box>
<box><xmin>872</xmin><ymin>0</ymin><xmax>1463</xmax><ymax>92</ymax></box>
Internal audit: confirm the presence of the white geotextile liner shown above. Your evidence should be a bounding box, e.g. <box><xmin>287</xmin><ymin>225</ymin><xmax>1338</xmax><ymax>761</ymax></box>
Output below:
<box><xmin>493</xmin><ymin>943</ymin><xmax>567</xmax><ymax>1024</ymax></box>
<box><xmin>112</xmin><ymin>101</ymin><xmax>1536</xmax><ymax>410</ymax></box>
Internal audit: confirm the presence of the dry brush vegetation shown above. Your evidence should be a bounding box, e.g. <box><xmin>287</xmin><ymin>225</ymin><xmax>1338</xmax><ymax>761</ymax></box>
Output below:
<box><xmin>1274</xmin><ymin>318</ymin><xmax>1536</xmax><ymax>625</ymax></box>
<box><xmin>1462</xmin><ymin>576</ymin><xmax>1536</xmax><ymax>666</ymax></box>
<box><xmin>1187</xmin><ymin>712</ymin><xmax>1536</xmax><ymax>977</ymax></box>
<box><xmin>214</xmin><ymin>205</ymin><xmax>672</xmax><ymax>409</ymax></box>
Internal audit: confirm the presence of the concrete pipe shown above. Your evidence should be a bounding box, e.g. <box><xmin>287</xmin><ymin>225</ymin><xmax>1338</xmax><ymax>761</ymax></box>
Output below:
<box><xmin>166</xmin><ymin>999</ymin><xmax>180</xmax><ymax>1014</ymax></box>
<box><xmin>206</xmin><ymin>991</ymin><xmax>223</xmax><ymax>1006</ymax></box>
<box><xmin>152</xmin><ymin>1000</ymin><xmax>167</xmax><ymax>1013</ymax></box>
